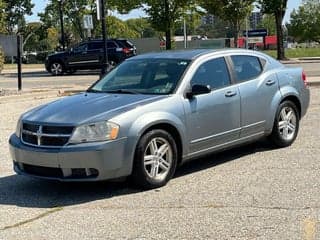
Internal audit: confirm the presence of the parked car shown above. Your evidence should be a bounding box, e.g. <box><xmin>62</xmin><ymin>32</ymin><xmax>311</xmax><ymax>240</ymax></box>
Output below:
<box><xmin>45</xmin><ymin>39</ymin><xmax>136</xmax><ymax>75</ymax></box>
<box><xmin>10</xmin><ymin>49</ymin><xmax>310</xmax><ymax>189</ymax></box>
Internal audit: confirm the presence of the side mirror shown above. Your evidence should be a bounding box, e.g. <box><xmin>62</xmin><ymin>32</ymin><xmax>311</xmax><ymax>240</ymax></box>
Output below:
<box><xmin>186</xmin><ymin>84</ymin><xmax>211</xmax><ymax>99</ymax></box>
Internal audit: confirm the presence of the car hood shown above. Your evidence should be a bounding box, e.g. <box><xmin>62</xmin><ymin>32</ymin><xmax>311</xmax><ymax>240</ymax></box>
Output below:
<box><xmin>22</xmin><ymin>93</ymin><xmax>167</xmax><ymax>125</ymax></box>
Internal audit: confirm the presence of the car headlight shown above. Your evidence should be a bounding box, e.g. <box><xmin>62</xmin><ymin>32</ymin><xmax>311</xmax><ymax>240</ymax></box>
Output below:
<box><xmin>15</xmin><ymin>117</ymin><xmax>22</xmax><ymax>138</ymax></box>
<box><xmin>69</xmin><ymin>121</ymin><xmax>119</xmax><ymax>144</ymax></box>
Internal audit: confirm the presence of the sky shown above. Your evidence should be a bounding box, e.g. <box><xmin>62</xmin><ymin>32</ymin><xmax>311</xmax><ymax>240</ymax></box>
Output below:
<box><xmin>26</xmin><ymin>0</ymin><xmax>302</xmax><ymax>23</ymax></box>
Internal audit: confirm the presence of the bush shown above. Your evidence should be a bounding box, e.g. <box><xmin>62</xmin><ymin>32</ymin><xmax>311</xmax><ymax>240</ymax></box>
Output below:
<box><xmin>0</xmin><ymin>46</ymin><xmax>4</xmax><ymax>73</ymax></box>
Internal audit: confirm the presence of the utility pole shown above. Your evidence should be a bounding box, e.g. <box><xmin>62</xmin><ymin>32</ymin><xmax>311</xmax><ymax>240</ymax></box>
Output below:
<box><xmin>58</xmin><ymin>0</ymin><xmax>65</xmax><ymax>51</ymax></box>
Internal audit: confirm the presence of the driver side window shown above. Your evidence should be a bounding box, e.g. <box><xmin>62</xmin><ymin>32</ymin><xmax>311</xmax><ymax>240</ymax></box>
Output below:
<box><xmin>191</xmin><ymin>57</ymin><xmax>231</xmax><ymax>89</ymax></box>
<box><xmin>74</xmin><ymin>44</ymin><xmax>88</xmax><ymax>53</ymax></box>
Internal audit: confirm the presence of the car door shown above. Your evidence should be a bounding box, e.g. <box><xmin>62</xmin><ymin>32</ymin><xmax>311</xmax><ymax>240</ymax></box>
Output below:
<box><xmin>66</xmin><ymin>43</ymin><xmax>88</xmax><ymax>68</ymax></box>
<box><xmin>229</xmin><ymin>55</ymin><xmax>279</xmax><ymax>138</ymax></box>
<box><xmin>183</xmin><ymin>57</ymin><xmax>241</xmax><ymax>155</ymax></box>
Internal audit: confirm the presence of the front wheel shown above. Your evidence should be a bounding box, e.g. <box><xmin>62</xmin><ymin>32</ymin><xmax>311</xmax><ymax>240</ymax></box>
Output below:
<box><xmin>269</xmin><ymin>101</ymin><xmax>299</xmax><ymax>147</ymax></box>
<box><xmin>50</xmin><ymin>62</ymin><xmax>64</xmax><ymax>76</ymax></box>
<box><xmin>131</xmin><ymin>129</ymin><xmax>178</xmax><ymax>189</ymax></box>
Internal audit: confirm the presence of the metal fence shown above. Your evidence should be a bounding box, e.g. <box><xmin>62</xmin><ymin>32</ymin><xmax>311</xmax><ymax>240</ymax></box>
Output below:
<box><xmin>129</xmin><ymin>38</ymin><xmax>227</xmax><ymax>54</ymax></box>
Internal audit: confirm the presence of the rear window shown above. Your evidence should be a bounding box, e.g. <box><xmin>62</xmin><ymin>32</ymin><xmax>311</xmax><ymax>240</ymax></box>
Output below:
<box><xmin>231</xmin><ymin>55</ymin><xmax>263</xmax><ymax>82</ymax></box>
<box><xmin>117</xmin><ymin>40</ymin><xmax>134</xmax><ymax>48</ymax></box>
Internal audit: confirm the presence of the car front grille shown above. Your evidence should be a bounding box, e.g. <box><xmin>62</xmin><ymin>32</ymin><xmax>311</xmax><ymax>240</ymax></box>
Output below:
<box><xmin>21</xmin><ymin>122</ymin><xmax>74</xmax><ymax>148</ymax></box>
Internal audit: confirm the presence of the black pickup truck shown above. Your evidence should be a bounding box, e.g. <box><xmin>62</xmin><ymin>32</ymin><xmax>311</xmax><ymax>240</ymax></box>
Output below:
<box><xmin>45</xmin><ymin>39</ymin><xmax>136</xmax><ymax>75</ymax></box>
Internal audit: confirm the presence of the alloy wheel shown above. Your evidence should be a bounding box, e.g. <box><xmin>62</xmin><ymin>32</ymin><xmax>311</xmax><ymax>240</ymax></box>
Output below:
<box><xmin>278</xmin><ymin>106</ymin><xmax>297</xmax><ymax>141</ymax></box>
<box><xmin>50</xmin><ymin>63</ymin><xmax>63</xmax><ymax>75</ymax></box>
<box><xmin>143</xmin><ymin>137</ymin><xmax>173</xmax><ymax>181</ymax></box>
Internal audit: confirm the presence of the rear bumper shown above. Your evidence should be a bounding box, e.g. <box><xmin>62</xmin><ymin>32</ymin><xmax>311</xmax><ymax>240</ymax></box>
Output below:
<box><xmin>9</xmin><ymin>134</ymin><xmax>132</xmax><ymax>182</ymax></box>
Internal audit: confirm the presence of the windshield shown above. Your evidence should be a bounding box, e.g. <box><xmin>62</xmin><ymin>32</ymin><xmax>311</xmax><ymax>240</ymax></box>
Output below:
<box><xmin>89</xmin><ymin>58</ymin><xmax>191</xmax><ymax>95</ymax></box>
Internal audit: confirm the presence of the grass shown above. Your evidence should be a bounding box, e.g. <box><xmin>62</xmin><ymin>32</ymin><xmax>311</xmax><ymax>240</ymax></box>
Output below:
<box><xmin>263</xmin><ymin>48</ymin><xmax>320</xmax><ymax>59</ymax></box>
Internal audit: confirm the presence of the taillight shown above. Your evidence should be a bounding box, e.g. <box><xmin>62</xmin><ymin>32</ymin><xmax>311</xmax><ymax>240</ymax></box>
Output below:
<box><xmin>123</xmin><ymin>48</ymin><xmax>130</xmax><ymax>54</ymax></box>
<box><xmin>302</xmin><ymin>70</ymin><xmax>307</xmax><ymax>86</ymax></box>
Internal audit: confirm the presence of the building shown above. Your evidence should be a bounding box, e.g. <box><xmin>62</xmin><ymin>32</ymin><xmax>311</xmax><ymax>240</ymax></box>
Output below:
<box><xmin>249</xmin><ymin>11</ymin><xmax>262</xmax><ymax>30</ymax></box>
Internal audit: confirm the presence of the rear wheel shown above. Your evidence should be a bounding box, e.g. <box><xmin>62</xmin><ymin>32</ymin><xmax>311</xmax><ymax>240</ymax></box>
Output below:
<box><xmin>131</xmin><ymin>129</ymin><xmax>178</xmax><ymax>189</ymax></box>
<box><xmin>50</xmin><ymin>62</ymin><xmax>64</xmax><ymax>76</ymax></box>
<box><xmin>269</xmin><ymin>101</ymin><xmax>299</xmax><ymax>147</ymax></box>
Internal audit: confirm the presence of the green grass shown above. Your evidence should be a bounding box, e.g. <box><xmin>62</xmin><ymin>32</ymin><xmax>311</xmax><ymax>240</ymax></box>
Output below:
<box><xmin>263</xmin><ymin>48</ymin><xmax>320</xmax><ymax>59</ymax></box>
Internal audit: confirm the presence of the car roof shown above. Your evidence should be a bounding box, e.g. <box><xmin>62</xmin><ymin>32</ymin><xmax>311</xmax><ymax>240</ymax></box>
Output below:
<box><xmin>128</xmin><ymin>48</ymin><xmax>268</xmax><ymax>61</ymax></box>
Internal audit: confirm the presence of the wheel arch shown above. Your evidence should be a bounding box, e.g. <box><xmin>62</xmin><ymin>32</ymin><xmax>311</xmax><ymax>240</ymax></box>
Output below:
<box><xmin>140</xmin><ymin>123</ymin><xmax>183</xmax><ymax>166</ymax></box>
<box><xmin>280</xmin><ymin>95</ymin><xmax>302</xmax><ymax>119</ymax></box>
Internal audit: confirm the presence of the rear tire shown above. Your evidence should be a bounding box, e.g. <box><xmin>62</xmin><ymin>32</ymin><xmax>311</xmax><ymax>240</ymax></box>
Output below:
<box><xmin>131</xmin><ymin>129</ymin><xmax>178</xmax><ymax>189</ymax></box>
<box><xmin>269</xmin><ymin>101</ymin><xmax>299</xmax><ymax>147</ymax></box>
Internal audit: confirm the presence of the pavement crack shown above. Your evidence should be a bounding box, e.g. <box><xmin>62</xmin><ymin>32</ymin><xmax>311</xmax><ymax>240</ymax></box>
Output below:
<box><xmin>0</xmin><ymin>207</ymin><xmax>63</xmax><ymax>231</ymax></box>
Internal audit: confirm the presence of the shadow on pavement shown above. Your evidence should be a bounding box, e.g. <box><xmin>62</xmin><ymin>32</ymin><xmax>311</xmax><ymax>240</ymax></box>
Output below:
<box><xmin>0</xmin><ymin>139</ymin><xmax>274</xmax><ymax>209</ymax></box>
<box><xmin>4</xmin><ymin>70</ymin><xmax>100</xmax><ymax>79</ymax></box>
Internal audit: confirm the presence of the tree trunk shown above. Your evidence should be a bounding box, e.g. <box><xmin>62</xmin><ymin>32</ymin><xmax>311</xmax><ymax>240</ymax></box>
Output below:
<box><xmin>275</xmin><ymin>11</ymin><xmax>285</xmax><ymax>60</ymax></box>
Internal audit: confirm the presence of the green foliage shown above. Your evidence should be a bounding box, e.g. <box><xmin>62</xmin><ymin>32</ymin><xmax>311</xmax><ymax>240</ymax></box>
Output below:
<box><xmin>143</xmin><ymin>0</ymin><xmax>195</xmax><ymax>49</ymax></box>
<box><xmin>257</xmin><ymin>14</ymin><xmax>276</xmax><ymax>35</ymax></box>
<box><xmin>126</xmin><ymin>18</ymin><xmax>157</xmax><ymax>38</ymax></box>
<box><xmin>39</xmin><ymin>0</ymin><xmax>145</xmax><ymax>47</ymax></box>
<box><xmin>199</xmin><ymin>0</ymin><xmax>254</xmax><ymax>46</ymax></box>
<box><xmin>4</xmin><ymin>0</ymin><xmax>34</xmax><ymax>33</ymax></box>
<box><xmin>174</xmin><ymin>9</ymin><xmax>202</xmax><ymax>36</ymax></box>
<box><xmin>288</xmin><ymin>0</ymin><xmax>320</xmax><ymax>43</ymax></box>
<box><xmin>0</xmin><ymin>46</ymin><xmax>4</xmax><ymax>73</ymax></box>
<box><xmin>0</xmin><ymin>0</ymin><xmax>7</xmax><ymax>33</ymax></box>
<box><xmin>106</xmin><ymin>16</ymin><xmax>139</xmax><ymax>38</ymax></box>
<box><xmin>258</xmin><ymin>0</ymin><xmax>288</xmax><ymax>59</ymax></box>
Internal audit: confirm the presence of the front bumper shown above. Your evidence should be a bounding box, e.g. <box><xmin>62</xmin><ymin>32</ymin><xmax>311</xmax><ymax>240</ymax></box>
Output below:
<box><xmin>9</xmin><ymin>134</ymin><xmax>132</xmax><ymax>182</ymax></box>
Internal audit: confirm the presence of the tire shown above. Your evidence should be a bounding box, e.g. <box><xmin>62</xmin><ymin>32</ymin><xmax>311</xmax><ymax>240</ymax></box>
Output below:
<box><xmin>269</xmin><ymin>101</ymin><xmax>299</xmax><ymax>147</ymax></box>
<box><xmin>131</xmin><ymin>129</ymin><xmax>178</xmax><ymax>189</ymax></box>
<box><xmin>50</xmin><ymin>62</ymin><xmax>64</xmax><ymax>76</ymax></box>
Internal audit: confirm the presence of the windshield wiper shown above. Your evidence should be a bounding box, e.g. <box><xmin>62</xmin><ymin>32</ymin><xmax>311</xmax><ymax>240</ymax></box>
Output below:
<box><xmin>104</xmin><ymin>89</ymin><xmax>140</xmax><ymax>94</ymax></box>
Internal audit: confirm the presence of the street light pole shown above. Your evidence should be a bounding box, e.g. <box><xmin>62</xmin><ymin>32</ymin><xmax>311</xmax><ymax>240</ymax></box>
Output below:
<box><xmin>58</xmin><ymin>0</ymin><xmax>65</xmax><ymax>51</ymax></box>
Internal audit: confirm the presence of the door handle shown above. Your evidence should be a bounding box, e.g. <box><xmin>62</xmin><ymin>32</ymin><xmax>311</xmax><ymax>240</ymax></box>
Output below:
<box><xmin>225</xmin><ymin>91</ymin><xmax>237</xmax><ymax>97</ymax></box>
<box><xmin>266</xmin><ymin>80</ymin><xmax>276</xmax><ymax>86</ymax></box>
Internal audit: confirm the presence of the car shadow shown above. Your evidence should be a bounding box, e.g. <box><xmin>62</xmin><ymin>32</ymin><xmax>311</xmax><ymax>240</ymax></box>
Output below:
<box><xmin>175</xmin><ymin>138</ymin><xmax>275</xmax><ymax>178</ymax></box>
<box><xmin>0</xmin><ymin>139</ymin><xmax>275</xmax><ymax>209</ymax></box>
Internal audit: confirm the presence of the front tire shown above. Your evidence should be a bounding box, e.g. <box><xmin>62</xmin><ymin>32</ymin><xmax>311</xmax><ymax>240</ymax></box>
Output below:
<box><xmin>131</xmin><ymin>129</ymin><xmax>178</xmax><ymax>189</ymax></box>
<box><xmin>269</xmin><ymin>101</ymin><xmax>299</xmax><ymax>147</ymax></box>
<box><xmin>50</xmin><ymin>62</ymin><xmax>64</xmax><ymax>76</ymax></box>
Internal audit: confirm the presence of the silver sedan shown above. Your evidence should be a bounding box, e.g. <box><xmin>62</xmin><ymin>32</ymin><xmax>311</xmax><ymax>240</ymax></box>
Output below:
<box><xmin>9</xmin><ymin>49</ymin><xmax>310</xmax><ymax>189</ymax></box>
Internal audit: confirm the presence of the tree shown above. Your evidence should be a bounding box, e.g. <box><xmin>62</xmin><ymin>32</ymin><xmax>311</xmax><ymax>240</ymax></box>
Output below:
<box><xmin>258</xmin><ymin>0</ymin><xmax>288</xmax><ymax>60</ymax></box>
<box><xmin>126</xmin><ymin>18</ymin><xmax>157</xmax><ymax>38</ymax></box>
<box><xmin>4</xmin><ymin>0</ymin><xmax>34</xmax><ymax>33</ymax></box>
<box><xmin>288</xmin><ymin>0</ymin><xmax>320</xmax><ymax>43</ymax></box>
<box><xmin>195</xmin><ymin>16</ymin><xmax>230</xmax><ymax>39</ymax></box>
<box><xmin>39</xmin><ymin>0</ymin><xmax>142</xmax><ymax>46</ymax></box>
<box><xmin>257</xmin><ymin>14</ymin><xmax>276</xmax><ymax>35</ymax></box>
<box><xmin>200</xmin><ymin>0</ymin><xmax>254</xmax><ymax>47</ymax></box>
<box><xmin>143</xmin><ymin>0</ymin><xmax>194</xmax><ymax>50</ymax></box>
<box><xmin>106</xmin><ymin>16</ymin><xmax>140</xmax><ymax>38</ymax></box>
<box><xmin>0</xmin><ymin>0</ymin><xmax>6</xmax><ymax>33</ymax></box>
